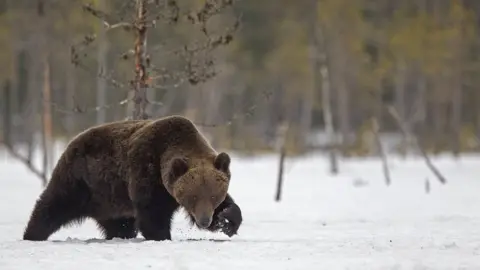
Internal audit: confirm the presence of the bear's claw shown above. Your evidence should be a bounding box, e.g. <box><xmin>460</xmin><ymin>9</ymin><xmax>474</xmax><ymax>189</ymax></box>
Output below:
<box><xmin>217</xmin><ymin>205</ymin><xmax>242</xmax><ymax>237</ymax></box>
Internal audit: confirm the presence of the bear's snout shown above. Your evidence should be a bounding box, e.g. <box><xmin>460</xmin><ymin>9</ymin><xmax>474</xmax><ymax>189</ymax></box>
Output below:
<box><xmin>196</xmin><ymin>214</ymin><xmax>212</xmax><ymax>228</ymax></box>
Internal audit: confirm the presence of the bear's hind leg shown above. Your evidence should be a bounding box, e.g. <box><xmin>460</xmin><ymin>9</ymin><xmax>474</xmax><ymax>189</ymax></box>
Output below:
<box><xmin>96</xmin><ymin>217</ymin><xmax>138</xmax><ymax>240</ymax></box>
<box><xmin>23</xmin><ymin>179</ymin><xmax>91</xmax><ymax>241</ymax></box>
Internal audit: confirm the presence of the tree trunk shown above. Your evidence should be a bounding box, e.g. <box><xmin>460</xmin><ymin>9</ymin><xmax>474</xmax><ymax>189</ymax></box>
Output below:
<box><xmin>231</xmin><ymin>85</ymin><xmax>245</xmax><ymax>149</ymax></box>
<box><xmin>38</xmin><ymin>0</ymin><xmax>52</xmax><ymax>182</ymax></box>
<box><xmin>96</xmin><ymin>0</ymin><xmax>108</xmax><ymax>124</ymax></box>
<box><xmin>18</xmin><ymin>50</ymin><xmax>36</xmax><ymax>161</ymax></box>
<box><xmin>450</xmin><ymin>12</ymin><xmax>464</xmax><ymax>156</ymax></box>
<box><xmin>329</xmin><ymin>33</ymin><xmax>350</xmax><ymax>154</ymax></box>
<box><xmin>298</xmin><ymin>95</ymin><xmax>312</xmax><ymax>152</ymax></box>
<box><xmin>412</xmin><ymin>71</ymin><xmax>428</xmax><ymax>151</ymax></box>
<box><xmin>3</xmin><ymin>80</ymin><xmax>11</xmax><ymax>146</ymax></box>
<box><xmin>65</xmin><ymin>59</ymin><xmax>76</xmax><ymax>137</ymax></box>
<box><xmin>310</xmin><ymin>0</ymin><xmax>338</xmax><ymax>174</ymax></box>
<box><xmin>394</xmin><ymin>60</ymin><xmax>407</xmax><ymax>156</ymax></box>
<box><xmin>432</xmin><ymin>89</ymin><xmax>445</xmax><ymax>154</ymax></box>
<box><xmin>41</xmin><ymin>54</ymin><xmax>53</xmax><ymax>182</ymax></box>
<box><xmin>132</xmin><ymin>0</ymin><xmax>149</xmax><ymax>120</ymax></box>
<box><xmin>451</xmin><ymin>72</ymin><xmax>462</xmax><ymax>156</ymax></box>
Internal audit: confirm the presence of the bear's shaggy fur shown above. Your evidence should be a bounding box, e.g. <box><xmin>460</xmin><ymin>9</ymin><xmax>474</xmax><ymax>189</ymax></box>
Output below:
<box><xmin>22</xmin><ymin>115</ymin><xmax>242</xmax><ymax>241</ymax></box>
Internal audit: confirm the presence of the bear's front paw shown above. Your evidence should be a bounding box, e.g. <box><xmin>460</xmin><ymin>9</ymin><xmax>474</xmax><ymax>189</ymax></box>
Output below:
<box><xmin>217</xmin><ymin>204</ymin><xmax>242</xmax><ymax>237</ymax></box>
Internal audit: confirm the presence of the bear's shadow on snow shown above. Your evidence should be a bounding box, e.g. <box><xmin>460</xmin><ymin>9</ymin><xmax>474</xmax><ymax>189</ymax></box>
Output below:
<box><xmin>48</xmin><ymin>237</ymin><xmax>232</xmax><ymax>245</ymax></box>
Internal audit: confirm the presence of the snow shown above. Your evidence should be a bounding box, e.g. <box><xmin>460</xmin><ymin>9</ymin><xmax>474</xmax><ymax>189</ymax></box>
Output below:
<box><xmin>1</xmin><ymin>148</ymin><xmax>480</xmax><ymax>269</ymax></box>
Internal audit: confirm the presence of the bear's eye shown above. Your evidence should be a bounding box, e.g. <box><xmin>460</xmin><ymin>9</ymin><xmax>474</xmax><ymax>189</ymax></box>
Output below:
<box><xmin>210</xmin><ymin>196</ymin><xmax>216</xmax><ymax>201</ymax></box>
<box><xmin>192</xmin><ymin>196</ymin><xmax>197</xmax><ymax>201</ymax></box>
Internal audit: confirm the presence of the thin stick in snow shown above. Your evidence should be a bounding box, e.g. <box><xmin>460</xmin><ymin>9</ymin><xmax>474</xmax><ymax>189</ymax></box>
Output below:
<box><xmin>275</xmin><ymin>123</ymin><xmax>288</xmax><ymax>202</ymax></box>
<box><xmin>425</xmin><ymin>178</ymin><xmax>430</xmax><ymax>194</ymax></box>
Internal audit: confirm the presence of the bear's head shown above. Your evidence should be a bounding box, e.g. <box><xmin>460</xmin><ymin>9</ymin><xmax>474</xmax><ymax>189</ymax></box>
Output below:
<box><xmin>165</xmin><ymin>152</ymin><xmax>231</xmax><ymax>229</ymax></box>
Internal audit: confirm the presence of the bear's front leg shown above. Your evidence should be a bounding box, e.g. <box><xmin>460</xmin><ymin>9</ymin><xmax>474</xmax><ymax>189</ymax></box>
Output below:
<box><xmin>135</xmin><ymin>204</ymin><xmax>173</xmax><ymax>241</ymax></box>
<box><xmin>130</xmin><ymin>182</ymin><xmax>180</xmax><ymax>241</ymax></box>
<box><xmin>209</xmin><ymin>194</ymin><xmax>242</xmax><ymax>237</ymax></box>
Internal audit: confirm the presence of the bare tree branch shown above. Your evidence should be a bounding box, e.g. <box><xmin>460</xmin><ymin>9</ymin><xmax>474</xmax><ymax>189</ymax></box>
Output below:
<box><xmin>1</xmin><ymin>80</ymin><xmax>47</xmax><ymax>186</ymax></box>
<box><xmin>83</xmin><ymin>3</ymin><xmax>134</xmax><ymax>32</ymax></box>
<box><xmin>105</xmin><ymin>22</ymin><xmax>135</xmax><ymax>31</ymax></box>
<box><xmin>49</xmin><ymin>95</ymin><xmax>164</xmax><ymax>116</ymax></box>
<box><xmin>387</xmin><ymin>105</ymin><xmax>447</xmax><ymax>185</ymax></box>
<box><xmin>196</xmin><ymin>89</ymin><xmax>272</xmax><ymax>128</ymax></box>
<box><xmin>187</xmin><ymin>0</ymin><xmax>238</xmax><ymax>34</ymax></box>
<box><xmin>1</xmin><ymin>142</ymin><xmax>48</xmax><ymax>186</ymax></box>
<box><xmin>50</xmin><ymin>98</ymin><xmax>130</xmax><ymax>114</ymax></box>
<box><xmin>72</xmin><ymin>50</ymin><xmax>127</xmax><ymax>90</ymax></box>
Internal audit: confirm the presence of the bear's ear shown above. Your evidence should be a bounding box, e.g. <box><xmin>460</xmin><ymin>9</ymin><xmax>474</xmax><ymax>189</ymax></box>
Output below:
<box><xmin>169</xmin><ymin>157</ymin><xmax>189</xmax><ymax>181</ymax></box>
<box><xmin>214</xmin><ymin>152</ymin><xmax>230</xmax><ymax>173</ymax></box>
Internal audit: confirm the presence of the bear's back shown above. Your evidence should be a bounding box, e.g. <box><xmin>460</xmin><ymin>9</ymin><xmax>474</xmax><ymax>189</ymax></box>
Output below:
<box><xmin>144</xmin><ymin>115</ymin><xmax>217</xmax><ymax>162</ymax></box>
<box><xmin>65</xmin><ymin>119</ymin><xmax>150</xmax><ymax>158</ymax></box>
<box><xmin>55</xmin><ymin>119</ymin><xmax>150</xmax><ymax>188</ymax></box>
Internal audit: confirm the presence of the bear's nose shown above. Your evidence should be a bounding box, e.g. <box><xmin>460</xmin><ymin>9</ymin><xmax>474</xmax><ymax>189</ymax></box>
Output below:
<box><xmin>197</xmin><ymin>215</ymin><xmax>212</xmax><ymax>228</ymax></box>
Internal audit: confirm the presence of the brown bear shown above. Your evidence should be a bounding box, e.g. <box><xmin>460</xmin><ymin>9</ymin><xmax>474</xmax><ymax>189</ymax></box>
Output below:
<box><xmin>22</xmin><ymin>115</ymin><xmax>242</xmax><ymax>241</ymax></box>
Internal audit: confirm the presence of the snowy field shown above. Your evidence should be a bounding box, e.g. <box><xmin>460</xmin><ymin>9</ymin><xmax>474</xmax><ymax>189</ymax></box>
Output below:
<box><xmin>1</xmin><ymin>146</ymin><xmax>480</xmax><ymax>270</ymax></box>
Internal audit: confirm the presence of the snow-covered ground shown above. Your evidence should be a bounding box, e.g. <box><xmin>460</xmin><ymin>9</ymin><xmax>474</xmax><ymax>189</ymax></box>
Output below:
<box><xmin>1</xmin><ymin>147</ymin><xmax>480</xmax><ymax>269</ymax></box>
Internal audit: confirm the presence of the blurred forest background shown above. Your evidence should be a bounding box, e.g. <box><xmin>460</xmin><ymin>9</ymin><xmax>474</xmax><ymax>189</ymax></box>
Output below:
<box><xmin>0</xmin><ymin>0</ymin><xmax>479</xmax><ymax>183</ymax></box>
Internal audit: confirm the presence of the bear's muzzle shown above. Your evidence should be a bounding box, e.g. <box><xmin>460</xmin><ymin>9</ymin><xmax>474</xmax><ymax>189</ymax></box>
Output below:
<box><xmin>196</xmin><ymin>214</ymin><xmax>213</xmax><ymax>228</ymax></box>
